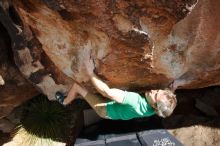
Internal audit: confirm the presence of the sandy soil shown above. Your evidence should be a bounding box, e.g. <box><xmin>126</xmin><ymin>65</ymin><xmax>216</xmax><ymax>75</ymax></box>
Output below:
<box><xmin>163</xmin><ymin>86</ymin><xmax>220</xmax><ymax>146</ymax></box>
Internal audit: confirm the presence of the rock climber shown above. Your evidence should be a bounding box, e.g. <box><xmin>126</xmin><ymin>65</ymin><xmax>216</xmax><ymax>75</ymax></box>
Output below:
<box><xmin>56</xmin><ymin>57</ymin><xmax>177</xmax><ymax>120</ymax></box>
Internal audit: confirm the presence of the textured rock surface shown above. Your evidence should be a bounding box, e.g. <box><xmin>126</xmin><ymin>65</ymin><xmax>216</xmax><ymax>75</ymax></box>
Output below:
<box><xmin>0</xmin><ymin>21</ymin><xmax>38</xmax><ymax>119</ymax></box>
<box><xmin>0</xmin><ymin>0</ymin><xmax>219</xmax><ymax>116</ymax></box>
<box><xmin>170</xmin><ymin>0</ymin><xmax>220</xmax><ymax>89</ymax></box>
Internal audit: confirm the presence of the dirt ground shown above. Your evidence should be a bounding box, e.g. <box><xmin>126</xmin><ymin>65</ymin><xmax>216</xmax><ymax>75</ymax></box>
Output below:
<box><xmin>167</xmin><ymin>118</ymin><xmax>220</xmax><ymax>146</ymax></box>
<box><xmin>163</xmin><ymin>86</ymin><xmax>220</xmax><ymax>146</ymax></box>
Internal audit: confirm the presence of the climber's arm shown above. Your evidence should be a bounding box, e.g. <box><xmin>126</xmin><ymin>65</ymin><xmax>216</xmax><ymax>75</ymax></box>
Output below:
<box><xmin>89</xmin><ymin>73</ymin><xmax>125</xmax><ymax>103</ymax></box>
<box><xmin>84</xmin><ymin>56</ymin><xmax>124</xmax><ymax>103</ymax></box>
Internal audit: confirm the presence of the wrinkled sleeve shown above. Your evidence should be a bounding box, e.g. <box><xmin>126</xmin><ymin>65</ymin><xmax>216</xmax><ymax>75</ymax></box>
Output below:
<box><xmin>122</xmin><ymin>91</ymin><xmax>141</xmax><ymax>107</ymax></box>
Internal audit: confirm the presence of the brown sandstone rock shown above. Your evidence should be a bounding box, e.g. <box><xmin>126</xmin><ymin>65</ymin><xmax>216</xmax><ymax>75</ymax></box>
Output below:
<box><xmin>0</xmin><ymin>21</ymin><xmax>38</xmax><ymax>119</ymax></box>
<box><xmin>0</xmin><ymin>0</ymin><xmax>219</xmax><ymax>118</ymax></box>
<box><xmin>0</xmin><ymin>0</ymin><xmax>199</xmax><ymax>99</ymax></box>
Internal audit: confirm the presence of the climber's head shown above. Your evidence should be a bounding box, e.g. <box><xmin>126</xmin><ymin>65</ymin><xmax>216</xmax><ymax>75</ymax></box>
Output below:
<box><xmin>145</xmin><ymin>89</ymin><xmax>177</xmax><ymax>118</ymax></box>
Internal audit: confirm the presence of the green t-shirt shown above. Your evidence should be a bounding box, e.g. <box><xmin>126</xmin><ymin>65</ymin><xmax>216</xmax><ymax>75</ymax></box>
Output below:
<box><xmin>106</xmin><ymin>91</ymin><xmax>155</xmax><ymax>120</ymax></box>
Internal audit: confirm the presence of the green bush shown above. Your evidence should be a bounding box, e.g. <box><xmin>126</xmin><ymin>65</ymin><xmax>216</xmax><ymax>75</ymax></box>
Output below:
<box><xmin>12</xmin><ymin>95</ymin><xmax>76</xmax><ymax>145</ymax></box>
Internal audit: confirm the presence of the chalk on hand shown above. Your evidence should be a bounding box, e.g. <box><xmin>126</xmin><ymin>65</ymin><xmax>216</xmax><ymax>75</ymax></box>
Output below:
<box><xmin>0</xmin><ymin>75</ymin><xmax>5</xmax><ymax>85</ymax></box>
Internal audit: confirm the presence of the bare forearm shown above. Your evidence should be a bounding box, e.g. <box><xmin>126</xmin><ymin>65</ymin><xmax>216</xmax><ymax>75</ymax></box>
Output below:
<box><xmin>89</xmin><ymin>74</ymin><xmax>124</xmax><ymax>103</ymax></box>
<box><xmin>90</xmin><ymin>74</ymin><xmax>110</xmax><ymax>96</ymax></box>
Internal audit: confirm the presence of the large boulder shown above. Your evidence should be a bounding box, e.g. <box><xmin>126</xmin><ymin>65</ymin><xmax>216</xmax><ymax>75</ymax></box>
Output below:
<box><xmin>0</xmin><ymin>0</ymin><xmax>219</xmax><ymax>99</ymax></box>
<box><xmin>0</xmin><ymin>21</ymin><xmax>38</xmax><ymax>119</ymax></box>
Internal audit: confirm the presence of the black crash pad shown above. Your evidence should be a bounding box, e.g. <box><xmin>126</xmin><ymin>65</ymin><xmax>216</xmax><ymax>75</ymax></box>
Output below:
<box><xmin>74</xmin><ymin>129</ymin><xmax>183</xmax><ymax>146</ymax></box>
